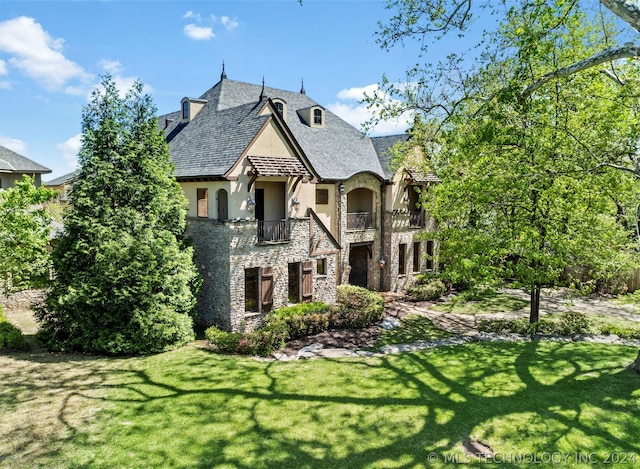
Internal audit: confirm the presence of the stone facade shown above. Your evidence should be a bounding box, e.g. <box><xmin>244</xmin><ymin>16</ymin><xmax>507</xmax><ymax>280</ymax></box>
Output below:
<box><xmin>188</xmin><ymin>215</ymin><xmax>338</xmax><ymax>332</ymax></box>
<box><xmin>384</xmin><ymin>211</ymin><xmax>438</xmax><ymax>292</ymax></box>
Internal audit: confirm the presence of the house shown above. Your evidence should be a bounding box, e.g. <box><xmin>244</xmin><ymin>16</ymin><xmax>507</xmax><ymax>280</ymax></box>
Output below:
<box><xmin>44</xmin><ymin>170</ymin><xmax>79</xmax><ymax>202</ymax></box>
<box><xmin>159</xmin><ymin>71</ymin><xmax>438</xmax><ymax>331</ymax></box>
<box><xmin>0</xmin><ymin>145</ymin><xmax>51</xmax><ymax>189</ymax></box>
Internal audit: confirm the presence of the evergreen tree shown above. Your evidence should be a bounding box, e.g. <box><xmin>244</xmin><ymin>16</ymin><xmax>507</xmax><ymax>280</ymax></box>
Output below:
<box><xmin>36</xmin><ymin>76</ymin><xmax>200</xmax><ymax>355</ymax></box>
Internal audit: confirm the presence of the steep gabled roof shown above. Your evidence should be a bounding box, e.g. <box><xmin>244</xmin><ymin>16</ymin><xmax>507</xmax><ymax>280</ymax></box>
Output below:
<box><xmin>162</xmin><ymin>100</ymin><xmax>270</xmax><ymax>179</ymax></box>
<box><xmin>159</xmin><ymin>79</ymin><xmax>387</xmax><ymax>181</ymax></box>
<box><xmin>0</xmin><ymin>145</ymin><xmax>51</xmax><ymax>174</ymax></box>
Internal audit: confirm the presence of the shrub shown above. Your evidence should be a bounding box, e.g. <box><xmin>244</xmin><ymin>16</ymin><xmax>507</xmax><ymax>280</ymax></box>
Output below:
<box><xmin>332</xmin><ymin>285</ymin><xmax>384</xmax><ymax>328</ymax></box>
<box><xmin>271</xmin><ymin>302</ymin><xmax>331</xmax><ymax>318</ymax></box>
<box><xmin>478</xmin><ymin>318</ymin><xmax>542</xmax><ymax>335</ymax></box>
<box><xmin>478</xmin><ymin>312</ymin><xmax>593</xmax><ymax>337</ymax></box>
<box><xmin>269</xmin><ymin>302</ymin><xmax>333</xmax><ymax>339</ymax></box>
<box><xmin>599</xmin><ymin>324</ymin><xmax>640</xmax><ymax>340</ymax></box>
<box><xmin>205</xmin><ymin>317</ymin><xmax>289</xmax><ymax>357</ymax></box>
<box><xmin>556</xmin><ymin>311</ymin><xmax>592</xmax><ymax>335</ymax></box>
<box><xmin>406</xmin><ymin>279</ymin><xmax>446</xmax><ymax>301</ymax></box>
<box><xmin>0</xmin><ymin>321</ymin><xmax>26</xmax><ymax>350</ymax></box>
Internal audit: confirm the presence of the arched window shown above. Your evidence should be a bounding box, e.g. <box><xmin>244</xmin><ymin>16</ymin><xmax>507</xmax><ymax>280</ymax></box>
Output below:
<box><xmin>182</xmin><ymin>101</ymin><xmax>189</xmax><ymax>120</ymax></box>
<box><xmin>313</xmin><ymin>108</ymin><xmax>322</xmax><ymax>125</ymax></box>
<box><xmin>275</xmin><ymin>102</ymin><xmax>284</xmax><ymax>117</ymax></box>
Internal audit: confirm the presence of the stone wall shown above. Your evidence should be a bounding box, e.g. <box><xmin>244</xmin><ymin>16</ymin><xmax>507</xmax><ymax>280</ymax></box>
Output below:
<box><xmin>187</xmin><ymin>218</ymin><xmax>231</xmax><ymax>329</ymax></box>
<box><xmin>189</xmin><ymin>216</ymin><xmax>338</xmax><ymax>332</ymax></box>
<box><xmin>0</xmin><ymin>289</ymin><xmax>45</xmax><ymax>312</ymax></box>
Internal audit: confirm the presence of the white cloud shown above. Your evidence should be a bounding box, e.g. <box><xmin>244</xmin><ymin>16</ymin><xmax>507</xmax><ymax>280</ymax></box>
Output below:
<box><xmin>221</xmin><ymin>16</ymin><xmax>239</xmax><ymax>31</ymax></box>
<box><xmin>0</xmin><ymin>59</ymin><xmax>6</xmax><ymax>75</ymax></box>
<box><xmin>0</xmin><ymin>16</ymin><xmax>92</xmax><ymax>91</ymax></box>
<box><xmin>328</xmin><ymin>84</ymin><xmax>412</xmax><ymax>136</ymax></box>
<box><xmin>56</xmin><ymin>134</ymin><xmax>81</xmax><ymax>171</ymax></box>
<box><xmin>99</xmin><ymin>59</ymin><xmax>123</xmax><ymax>74</ymax></box>
<box><xmin>184</xmin><ymin>24</ymin><xmax>214</xmax><ymax>41</ymax></box>
<box><xmin>183</xmin><ymin>11</ymin><xmax>201</xmax><ymax>21</ymax></box>
<box><xmin>0</xmin><ymin>136</ymin><xmax>27</xmax><ymax>155</ymax></box>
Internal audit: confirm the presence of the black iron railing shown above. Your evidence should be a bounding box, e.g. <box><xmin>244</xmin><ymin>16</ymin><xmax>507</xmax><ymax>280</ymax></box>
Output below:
<box><xmin>347</xmin><ymin>211</ymin><xmax>374</xmax><ymax>230</ymax></box>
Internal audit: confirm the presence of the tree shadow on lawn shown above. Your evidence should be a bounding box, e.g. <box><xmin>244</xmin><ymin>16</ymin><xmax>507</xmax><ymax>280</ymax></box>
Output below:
<box><xmin>2</xmin><ymin>342</ymin><xmax>639</xmax><ymax>468</ymax></box>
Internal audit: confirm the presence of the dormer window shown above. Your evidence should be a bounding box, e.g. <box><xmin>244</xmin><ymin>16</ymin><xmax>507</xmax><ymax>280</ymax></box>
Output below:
<box><xmin>272</xmin><ymin>99</ymin><xmax>287</xmax><ymax>120</ymax></box>
<box><xmin>180</xmin><ymin>97</ymin><xmax>207</xmax><ymax>123</ymax></box>
<box><xmin>296</xmin><ymin>105</ymin><xmax>325</xmax><ymax>128</ymax></box>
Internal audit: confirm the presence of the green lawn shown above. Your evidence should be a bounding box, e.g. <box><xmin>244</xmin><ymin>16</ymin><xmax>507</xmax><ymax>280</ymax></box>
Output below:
<box><xmin>2</xmin><ymin>341</ymin><xmax>639</xmax><ymax>468</ymax></box>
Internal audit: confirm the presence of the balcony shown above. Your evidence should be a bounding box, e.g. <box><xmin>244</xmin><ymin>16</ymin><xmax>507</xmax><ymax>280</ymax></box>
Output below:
<box><xmin>258</xmin><ymin>219</ymin><xmax>290</xmax><ymax>243</ymax></box>
<box><xmin>347</xmin><ymin>211</ymin><xmax>375</xmax><ymax>230</ymax></box>
<box><xmin>409</xmin><ymin>210</ymin><xmax>425</xmax><ymax>228</ymax></box>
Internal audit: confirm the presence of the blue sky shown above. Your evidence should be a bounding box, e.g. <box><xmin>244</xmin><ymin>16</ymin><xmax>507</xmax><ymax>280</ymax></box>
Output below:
<box><xmin>0</xmin><ymin>0</ymin><xmax>443</xmax><ymax>180</ymax></box>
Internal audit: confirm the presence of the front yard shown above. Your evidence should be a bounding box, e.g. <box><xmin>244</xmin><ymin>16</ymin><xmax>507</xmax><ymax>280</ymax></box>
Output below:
<box><xmin>1</xmin><ymin>330</ymin><xmax>639</xmax><ymax>468</ymax></box>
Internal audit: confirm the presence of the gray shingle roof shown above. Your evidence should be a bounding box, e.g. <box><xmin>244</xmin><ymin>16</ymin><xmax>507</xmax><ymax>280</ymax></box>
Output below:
<box><xmin>371</xmin><ymin>134</ymin><xmax>411</xmax><ymax>179</ymax></box>
<box><xmin>0</xmin><ymin>145</ymin><xmax>51</xmax><ymax>173</ymax></box>
<box><xmin>159</xmin><ymin>79</ymin><xmax>388</xmax><ymax>181</ymax></box>
<box><xmin>45</xmin><ymin>169</ymin><xmax>79</xmax><ymax>186</ymax></box>
<box><xmin>371</xmin><ymin>134</ymin><xmax>440</xmax><ymax>183</ymax></box>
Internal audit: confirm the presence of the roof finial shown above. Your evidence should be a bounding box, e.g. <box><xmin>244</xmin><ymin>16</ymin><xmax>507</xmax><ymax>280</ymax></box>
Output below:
<box><xmin>300</xmin><ymin>78</ymin><xmax>306</xmax><ymax>95</ymax></box>
<box><xmin>259</xmin><ymin>76</ymin><xmax>265</xmax><ymax>101</ymax></box>
<box><xmin>221</xmin><ymin>61</ymin><xmax>227</xmax><ymax>80</ymax></box>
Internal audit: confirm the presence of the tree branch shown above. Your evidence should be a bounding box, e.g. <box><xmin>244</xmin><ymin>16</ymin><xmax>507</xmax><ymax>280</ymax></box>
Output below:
<box><xmin>519</xmin><ymin>42</ymin><xmax>640</xmax><ymax>101</ymax></box>
<box><xmin>600</xmin><ymin>0</ymin><xmax>640</xmax><ymax>34</ymax></box>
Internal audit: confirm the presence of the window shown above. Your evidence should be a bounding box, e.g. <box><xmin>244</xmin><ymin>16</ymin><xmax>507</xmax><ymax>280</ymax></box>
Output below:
<box><xmin>413</xmin><ymin>242</ymin><xmax>421</xmax><ymax>273</ymax></box>
<box><xmin>426</xmin><ymin>240</ymin><xmax>435</xmax><ymax>270</ymax></box>
<box><xmin>275</xmin><ymin>101</ymin><xmax>284</xmax><ymax>117</ymax></box>
<box><xmin>313</xmin><ymin>108</ymin><xmax>322</xmax><ymax>125</ymax></box>
<box><xmin>317</xmin><ymin>258</ymin><xmax>326</xmax><ymax>275</ymax></box>
<box><xmin>398</xmin><ymin>243</ymin><xmax>407</xmax><ymax>275</ymax></box>
<box><xmin>245</xmin><ymin>266</ymin><xmax>274</xmax><ymax>313</ymax></box>
<box><xmin>197</xmin><ymin>188</ymin><xmax>208</xmax><ymax>218</ymax></box>
<box><xmin>182</xmin><ymin>101</ymin><xmax>189</xmax><ymax>120</ymax></box>
<box><xmin>245</xmin><ymin>268</ymin><xmax>259</xmax><ymax>312</ymax></box>
<box><xmin>316</xmin><ymin>188</ymin><xmax>329</xmax><ymax>205</ymax></box>
<box><xmin>288</xmin><ymin>261</ymin><xmax>313</xmax><ymax>303</ymax></box>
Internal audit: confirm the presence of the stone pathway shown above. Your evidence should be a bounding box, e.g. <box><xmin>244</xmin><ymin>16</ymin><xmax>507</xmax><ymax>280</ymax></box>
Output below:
<box><xmin>273</xmin><ymin>288</ymin><xmax>640</xmax><ymax>361</ymax></box>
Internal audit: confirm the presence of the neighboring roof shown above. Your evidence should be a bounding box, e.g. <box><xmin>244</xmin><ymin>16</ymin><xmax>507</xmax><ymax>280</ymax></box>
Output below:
<box><xmin>45</xmin><ymin>169</ymin><xmax>80</xmax><ymax>186</ymax></box>
<box><xmin>159</xmin><ymin>78</ymin><xmax>388</xmax><ymax>181</ymax></box>
<box><xmin>0</xmin><ymin>145</ymin><xmax>51</xmax><ymax>174</ymax></box>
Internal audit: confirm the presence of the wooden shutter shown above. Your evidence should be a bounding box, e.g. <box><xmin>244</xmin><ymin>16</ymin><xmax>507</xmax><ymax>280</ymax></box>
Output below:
<box><xmin>301</xmin><ymin>260</ymin><xmax>313</xmax><ymax>301</ymax></box>
<box><xmin>260</xmin><ymin>266</ymin><xmax>274</xmax><ymax>311</ymax></box>
<box><xmin>316</xmin><ymin>188</ymin><xmax>329</xmax><ymax>205</ymax></box>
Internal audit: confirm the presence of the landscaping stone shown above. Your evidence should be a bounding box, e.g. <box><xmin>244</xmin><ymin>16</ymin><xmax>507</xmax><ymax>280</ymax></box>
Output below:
<box><xmin>380</xmin><ymin>317</ymin><xmax>401</xmax><ymax>330</ymax></box>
